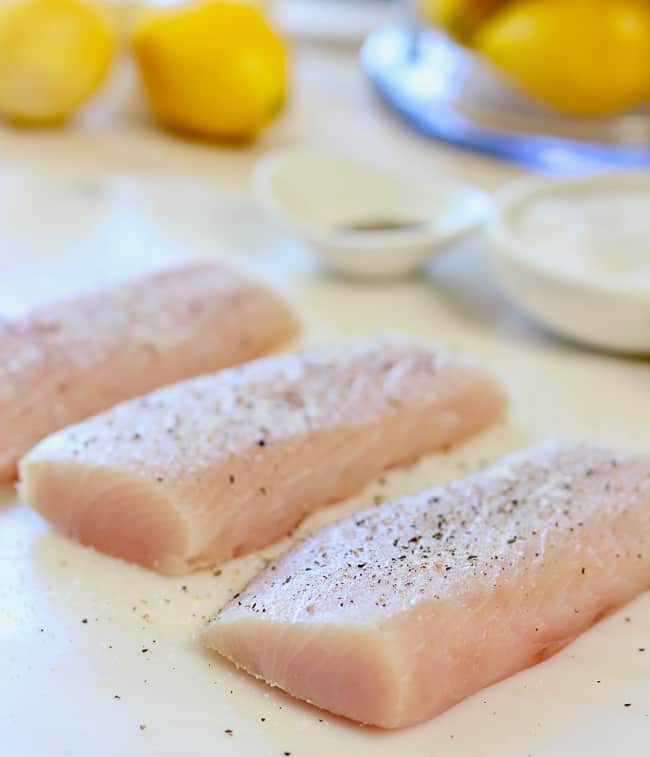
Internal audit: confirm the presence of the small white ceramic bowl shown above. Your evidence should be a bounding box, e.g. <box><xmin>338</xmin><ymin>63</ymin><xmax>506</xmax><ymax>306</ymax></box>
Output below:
<box><xmin>252</xmin><ymin>148</ymin><xmax>490</xmax><ymax>279</ymax></box>
<box><xmin>487</xmin><ymin>172</ymin><xmax>650</xmax><ymax>354</ymax></box>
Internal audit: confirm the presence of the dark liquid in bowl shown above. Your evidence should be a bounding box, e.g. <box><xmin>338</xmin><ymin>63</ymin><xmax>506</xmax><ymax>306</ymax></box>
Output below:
<box><xmin>337</xmin><ymin>217</ymin><xmax>425</xmax><ymax>232</ymax></box>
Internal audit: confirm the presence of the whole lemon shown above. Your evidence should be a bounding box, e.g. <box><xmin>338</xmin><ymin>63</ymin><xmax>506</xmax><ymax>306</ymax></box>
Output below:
<box><xmin>0</xmin><ymin>0</ymin><xmax>115</xmax><ymax>125</ymax></box>
<box><xmin>476</xmin><ymin>0</ymin><xmax>650</xmax><ymax>116</ymax></box>
<box><xmin>133</xmin><ymin>1</ymin><xmax>288</xmax><ymax>140</ymax></box>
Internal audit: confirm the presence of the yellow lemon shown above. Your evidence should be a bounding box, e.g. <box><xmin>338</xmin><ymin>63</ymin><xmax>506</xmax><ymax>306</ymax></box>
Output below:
<box><xmin>476</xmin><ymin>0</ymin><xmax>650</xmax><ymax>116</ymax></box>
<box><xmin>420</xmin><ymin>0</ymin><xmax>504</xmax><ymax>43</ymax></box>
<box><xmin>0</xmin><ymin>0</ymin><xmax>115</xmax><ymax>125</ymax></box>
<box><xmin>133</xmin><ymin>1</ymin><xmax>288</xmax><ymax>141</ymax></box>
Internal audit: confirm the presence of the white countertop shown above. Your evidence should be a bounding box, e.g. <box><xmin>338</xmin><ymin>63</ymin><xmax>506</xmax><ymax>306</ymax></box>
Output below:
<box><xmin>1</xmin><ymin>43</ymin><xmax>649</xmax><ymax>757</ymax></box>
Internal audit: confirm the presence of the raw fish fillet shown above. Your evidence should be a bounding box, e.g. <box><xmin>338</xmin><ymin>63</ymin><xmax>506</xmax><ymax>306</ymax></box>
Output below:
<box><xmin>203</xmin><ymin>440</ymin><xmax>650</xmax><ymax>728</ymax></box>
<box><xmin>19</xmin><ymin>338</ymin><xmax>505</xmax><ymax>574</ymax></box>
<box><xmin>0</xmin><ymin>263</ymin><xmax>297</xmax><ymax>482</ymax></box>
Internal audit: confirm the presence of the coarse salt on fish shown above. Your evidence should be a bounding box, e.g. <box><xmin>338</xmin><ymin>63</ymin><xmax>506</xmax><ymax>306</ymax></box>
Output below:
<box><xmin>204</xmin><ymin>440</ymin><xmax>650</xmax><ymax>728</ymax></box>
<box><xmin>19</xmin><ymin>337</ymin><xmax>505</xmax><ymax>574</ymax></box>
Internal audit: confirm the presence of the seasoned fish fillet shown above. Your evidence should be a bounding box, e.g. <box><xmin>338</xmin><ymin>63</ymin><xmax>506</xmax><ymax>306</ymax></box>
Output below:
<box><xmin>19</xmin><ymin>338</ymin><xmax>505</xmax><ymax>574</ymax></box>
<box><xmin>0</xmin><ymin>263</ymin><xmax>297</xmax><ymax>482</ymax></box>
<box><xmin>203</xmin><ymin>441</ymin><xmax>650</xmax><ymax>728</ymax></box>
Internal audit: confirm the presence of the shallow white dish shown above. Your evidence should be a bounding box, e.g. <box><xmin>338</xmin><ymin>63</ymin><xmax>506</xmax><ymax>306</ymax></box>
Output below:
<box><xmin>252</xmin><ymin>148</ymin><xmax>491</xmax><ymax>279</ymax></box>
<box><xmin>487</xmin><ymin>172</ymin><xmax>650</xmax><ymax>354</ymax></box>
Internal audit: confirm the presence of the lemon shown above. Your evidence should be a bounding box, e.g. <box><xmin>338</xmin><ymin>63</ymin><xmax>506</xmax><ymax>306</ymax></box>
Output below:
<box><xmin>0</xmin><ymin>0</ymin><xmax>115</xmax><ymax>125</ymax></box>
<box><xmin>476</xmin><ymin>0</ymin><xmax>650</xmax><ymax>116</ymax></box>
<box><xmin>420</xmin><ymin>0</ymin><xmax>504</xmax><ymax>43</ymax></box>
<box><xmin>133</xmin><ymin>1</ymin><xmax>288</xmax><ymax>141</ymax></box>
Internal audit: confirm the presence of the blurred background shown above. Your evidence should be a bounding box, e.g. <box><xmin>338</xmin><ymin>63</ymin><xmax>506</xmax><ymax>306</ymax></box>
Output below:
<box><xmin>0</xmin><ymin>0</ymin><xmax>649</xmax><ymax>352</ymax></box>
<box><xmin>0</xmin><ymin>0</ymin><xmax>647</xmax><ymax>176</ymax></box>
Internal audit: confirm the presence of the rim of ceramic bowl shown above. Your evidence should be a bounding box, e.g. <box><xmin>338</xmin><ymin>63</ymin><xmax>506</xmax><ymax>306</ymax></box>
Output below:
<box><xmin>487</xmin><ymin>171</ymin><xmax>650</xmax><ymax>297</ymax></box>
<box><xmin>251</xmin><ymin>148</ymin><xmax>491</xmax><ymax>250</ymax></box>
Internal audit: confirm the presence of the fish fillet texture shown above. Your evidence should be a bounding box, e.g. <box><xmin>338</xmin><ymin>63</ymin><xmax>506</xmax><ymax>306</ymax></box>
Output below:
<box><xmin>204</xmin><ymin>440</ymin><xmax>650</xmax><ymax>729</ymax></box>
<box><xmin>19</xmin><ymin>338</ymin><xmax>505</xmax><ymax>574</ymax></box>
<box><xmin>0</xmin><ymin>263</ymin><xmax>297</xmax><ymax>483</ymax></box>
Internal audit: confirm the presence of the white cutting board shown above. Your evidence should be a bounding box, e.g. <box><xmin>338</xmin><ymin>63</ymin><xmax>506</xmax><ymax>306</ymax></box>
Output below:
<box><xmin>1</xmin><ymin>168</ymin><xmax>649</xmax><ymax>757</ymax></box>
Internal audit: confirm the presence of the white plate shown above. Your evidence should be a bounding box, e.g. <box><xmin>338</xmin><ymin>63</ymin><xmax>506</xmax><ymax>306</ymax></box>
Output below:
<box><xmin>2</xmin><ymin>167</ymin><xmax>649</xmax><ymax>757</ymax></box>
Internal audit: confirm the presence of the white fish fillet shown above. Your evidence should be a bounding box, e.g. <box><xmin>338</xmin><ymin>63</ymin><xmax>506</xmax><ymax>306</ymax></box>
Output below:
<box><xmin>0</xmin><ymin>262</ymin><xmax>297</xmax><ymax>482</ymax></box>
<box><xmin>19</xmin><ymin>337</ymin><xmax>505</xmax><ymax>574</ymax></box>
<box><xmin>204</xmin><ymin>440</ymin><xmax>650</xmax><ymax>728</ymax></box>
